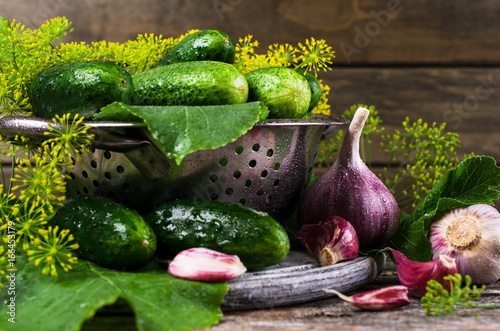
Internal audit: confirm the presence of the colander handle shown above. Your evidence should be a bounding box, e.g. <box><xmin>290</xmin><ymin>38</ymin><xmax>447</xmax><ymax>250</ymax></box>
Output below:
<box><xmin>0</xmin><ymin>116</ymin><xmax>171</xmax><ymax>180</ymax></box>
<box><xmin>0</xmin><ymin>116</ymin><xmax>150</xmax><ymax>152</ymax></box>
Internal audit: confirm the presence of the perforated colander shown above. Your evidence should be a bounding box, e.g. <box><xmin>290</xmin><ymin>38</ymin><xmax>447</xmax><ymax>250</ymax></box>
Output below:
<box><xmin>0</xmin><ymin>117</ymin><xmax>346</xmax><ymax>222</ymax></box>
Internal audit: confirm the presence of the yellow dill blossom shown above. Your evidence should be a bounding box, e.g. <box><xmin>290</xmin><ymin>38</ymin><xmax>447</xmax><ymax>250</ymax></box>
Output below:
<box><xmin>26</xmin><ymin>226</ymin><xmax>79</xmax><ymax>277</ymax></box>
<box><xmin>2</xmin><ymin>135</ymin><xmax>43</xmax><ymax>164</ymax></box>
<box><xmin>267</xmin><ymin>43</ymin><xmax>297</xmax><ymax>67</ymax></box>
<box><xmin>8</xmin><ymin>199</ymin><xmax>48</xmax><ymax>250</ymax></box>
<box><xmin>43</xmin><ymin>113</ymin><xmax>94</xmax><ymax>164</ymax></box>
<box><xmin>295</xmin><ymin>37</ymin><xmax>335</xmax><ymax>76</ymax></box>
<box><xmin>311</xmin><ymin>80</ymin><xmax>331</xmax><ymax>116</ymax></box>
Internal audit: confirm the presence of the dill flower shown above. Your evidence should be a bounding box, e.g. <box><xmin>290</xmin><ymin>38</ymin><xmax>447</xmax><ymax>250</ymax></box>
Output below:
<box><xmin>267</xmin><ymin>43</ymin><xmax>297</xmax><ymax>67</ymax></box>
<box><xmin>8</xmin><ymin>199</ymin><xmax>48</xmax><ymax>250</ymax></box>
<box><xmin>295</xmin><ymin>37</ymin><xmax>335</xmax><ymax>76</ymax></box>
<box><xmin>26</xmin><ymin>225</ymin><xmax>79</xmax><ymax>277</ymax></box>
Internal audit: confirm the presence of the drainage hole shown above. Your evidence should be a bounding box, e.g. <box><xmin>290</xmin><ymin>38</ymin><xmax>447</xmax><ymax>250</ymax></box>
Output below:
<box><xmin>209</xmin><ymin>174</ymin><xmax>218</xmax><ymax>183</ymax></box>
<box><xmin>69</xmin><ymin>173</ymin><xmax>75</xmax><ymax>180</ymax></box>
<box><xmin>83</xmin><ymin>187</ymin><xmax>89</xmax><ymax>194</ymax></box>
<box><xmin>249</xmin><ymin>159</ymin><xmax>257</xmax><ymax>168</ymax></box>
<box><xmin>209</xmin><ymin>193</ymin><xmax>219</xmax><ymax>200</ymax></box>
<box><xmin>82</xmin><ymin>170</ymin><xmax>88</xmax><ymax>178</ymax></box>
<box><xmin>244</xmin><ymin>179</ymin><xmax>252</xmax><ymax>187</ymax></box>
<box><xmin>219</xmin><ymin>158</ymin><xmax>228</xmax><ymax>166</ymax></box>
<box><xmin>104</xmin><ymin>150</ymin><xmax>112</xmax><ymax>159</ymax></box>
<box><xmin>104</xmin><ymin>172</ymin><xmax>112</xmax><ymax>180</ymax></box>
<box><xmin>252</xmin><ymin>143</ymin><xmax>260</xmax><ymax>152</ymax></box>
<box><xmin>92</xmin><ymin>180</ymin><xmax>99</xmax><ymax>188</ymax></box>
<box><xmin>233</xmin><ymin>171</ymin><xmax>241</xmax><ymax>179</ymax></box>
<box><xmin>225</xmin><ymin>188</ymin><xmax>233</xmax><ymax>196</ymax></box>
<box><xmin>71</xmin><ymin>157</ymin><xmax>76</xmax><ymax>165</ymax></box>
<box><xmin>238</xmin><ymin>198</ymin><xmax>246</xmax><ymax>205</ymax></box>
<box><xmin>116</xmin><ymin>165</ymin><xmax>125</xmax><ymax>174</ymax></box>
<box><xmin>90</xmin><ymin>160</ymin><xmax>97</xmax><ymax>169</ymax></box>
<box><xmin>123</xmin><ymin>182</ymin><xmax>131</xmax><ymax>191</ymax></box>
<box><xmin>265</xmin><ymin>196</ymin><xmax>272</xmax><ymax>204</ymax></box>
<box><xmin>256</xmin><ymin>189</ymin><xmax>264</xmax><ymax>196</ymax></box>
<box><xmin>273</xmin><ymin>179</ymin><xmax>280</xmax><ymax>186</ymax></box>
<box><xmin>260</xmin><ymin>170</ymin><xmax>268</xmax><ymax>178</ymax></box>
<box><xmin>267</xmin><ymin>149</ymin><xmax>274</xmax><ymax>157</ymax></box>
<box><xmin>273</xmin><ymin>163</ymin><xmax>281</xmax><ymax>170</ymax></box>
<box><xmin>235</xmin><ymin>146</ymin><xmax>243</xmax><ymax>154</ymax></box>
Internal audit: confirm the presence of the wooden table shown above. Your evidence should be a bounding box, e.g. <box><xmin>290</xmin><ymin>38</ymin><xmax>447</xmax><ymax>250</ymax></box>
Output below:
<box><xmin>81</xmin><ymin>261</ymin><xmax>500</xmax><ymax>331</ymax></box>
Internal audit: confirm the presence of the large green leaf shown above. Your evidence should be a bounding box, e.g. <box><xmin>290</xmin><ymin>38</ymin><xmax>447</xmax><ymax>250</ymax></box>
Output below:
<box><xmin>96</xmin><ymin>102</ymin><xmax>268</xmax><ymax>165</ymax></box>
<box><xmin>381</xmin><ymin>156</ymin><xmax>500</xmax><ymax>262</ymax></box>
<box><xmin>0</xmin><ymin>255</ymin><xmax>228</xmax><ymax>331</ymax></box>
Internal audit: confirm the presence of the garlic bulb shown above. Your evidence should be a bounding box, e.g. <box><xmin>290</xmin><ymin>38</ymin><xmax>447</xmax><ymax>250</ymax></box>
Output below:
<box><xmin>430</xmin><ymin>204</ymin><xmax>500</xmax><ymax>285</ymax></box>
<box><xmin>298</xmin><ymin>107</ymin><xmax>400</xmax><ymax>247</ymax></box>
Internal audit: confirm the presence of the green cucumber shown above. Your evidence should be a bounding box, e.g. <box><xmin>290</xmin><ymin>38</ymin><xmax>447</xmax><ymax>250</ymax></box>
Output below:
<box><xmin>50</xmin><ymin>195</ymin><xmax>157</xmax><ymax>269</ymax></box>
<box><xmin>29</xmin><ymin>61</ymin><xmax>134</xmax><ymax>120</ymax></box>
<box><xmin>297</xmin><ymin>70</ymin><xmax>323</xmax><ymax>112</ymax></box>
<box><xmin>132</xmin><ymin>60</ymin><xmax>248</xmax><ymax>106</ymax></box>
<box><xmin>245</xmin><ymin>66</ymin><xmax>311</xmax><ymax>119</ymax></box>
<box><xmin>144</xmin><ymin>200</ymin><xmax>290</xmax><ymax>270</ymax></box>
<box><xmin>156</xmin><ymin>29</ymin><xmax>235</xmax><ymax>66</ymax></box>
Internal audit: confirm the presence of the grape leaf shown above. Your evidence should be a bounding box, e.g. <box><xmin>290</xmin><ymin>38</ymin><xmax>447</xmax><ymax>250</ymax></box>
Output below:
<box><xmin>381</xmin><ymin>156</ymin><xmax>500</xmax><ymax>262</ymax></box>
<box><xmin>96</xmin><ymin>102</ymin><xmax>269</xmax><ymax>165</ymax></box>
<box><xmin>0</xmin><ymin>255</ymin><xmax>228</xmax><ymax>331</ymax></box>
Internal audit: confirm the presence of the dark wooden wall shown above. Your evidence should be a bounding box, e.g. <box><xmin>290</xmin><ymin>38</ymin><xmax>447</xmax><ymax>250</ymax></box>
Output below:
<box><xmin>3</xmin><ymin>0</ymin><xmax>500</xmax><ymax>163</ymax></box>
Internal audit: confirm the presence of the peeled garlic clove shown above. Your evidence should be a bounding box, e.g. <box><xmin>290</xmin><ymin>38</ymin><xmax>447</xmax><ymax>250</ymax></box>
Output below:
<box><xmin>168</xmin><ymin>247</ymin><xmax>247</xmax><ymax>282</ymax></box>
<box><xmin>430</xmin><ymin>204</ymin><xmax>500</xmax><ymax>285</ymax></box>
<box><xmin>386</xmin><ymin>248</ymin><xmax>458</xmax><ymax>298</ymax></box>
<box><xmin>295</xmin><ymin>216</ymin><xmax>359</xmax><ymax>266</ymax></box>
<box><xmin>324</xmin><ymin>285</ymin><xmax>410</xmax><ymax>311</ymax></box>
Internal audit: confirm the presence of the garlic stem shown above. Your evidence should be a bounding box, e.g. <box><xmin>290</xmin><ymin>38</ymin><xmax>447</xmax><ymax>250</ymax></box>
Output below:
<box><xmin>337</xmin><ymin>107</ymin><xmax>370</xmax><ymax>166</ymax></box>
<box><xmin>318</xmin><ymin>247</ymin><xmax>341</xmax><ymax>266</ymax></box>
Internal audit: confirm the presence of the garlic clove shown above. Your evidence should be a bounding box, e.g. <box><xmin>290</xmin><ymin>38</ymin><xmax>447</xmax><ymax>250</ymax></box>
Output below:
<box><xmin>295</xmin><ymin>216</ymin><xmax>359</xmax><ymax>266</ymax></box>
<box><xmin>386</xmin><ymin>248</ymin><xmax>458</xmax><ymax>298</ymax></box>
<box><xmin>168</xmin><ymin>247</ymin><xmax>247</xmax><ymax>282</ymax></box>
<box><xmin>324</xmin><ymin>285</ymin><xmax>410</xmax><ymax>311</ymax></box>
<box><xmin>430</xmin><ymin>204</ymin><xmax>500</xmax><ymax>285</ymax></box>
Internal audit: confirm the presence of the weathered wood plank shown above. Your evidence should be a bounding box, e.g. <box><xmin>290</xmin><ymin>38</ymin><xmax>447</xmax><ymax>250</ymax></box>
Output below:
<box><xmin>323</xmin><ymin>66</ymin><xmax>500</xmax><ymax>162</ymax></box>
<box><xmin>2</xmin><ymin>0</ymin><xmax>499</xmax><ymax>65</ymax></box>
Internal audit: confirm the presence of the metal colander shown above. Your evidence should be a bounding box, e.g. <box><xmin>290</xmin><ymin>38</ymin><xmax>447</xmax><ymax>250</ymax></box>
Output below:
<box><xmin>0</xmin><ymin>116</ymin><xmax>346</xmax><ymax>222</ymax></box>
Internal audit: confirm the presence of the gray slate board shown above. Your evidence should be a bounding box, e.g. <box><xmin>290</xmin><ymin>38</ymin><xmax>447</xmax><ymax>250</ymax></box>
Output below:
<box><xmin>222</xmin><ymin>250</ymin><xmax>386</xmax><ymax>311</ymax></box>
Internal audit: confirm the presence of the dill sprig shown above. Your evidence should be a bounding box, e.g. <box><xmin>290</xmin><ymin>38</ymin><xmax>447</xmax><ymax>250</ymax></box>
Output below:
<box><xmin>0</xmin><ymin>113</ymin><xmax>93</xmax><ymax>284</ymax></box>
<box><xmin>422</xmin><ymin>274</ymin><xmax>500</xmax><ymax>317</ymax></box>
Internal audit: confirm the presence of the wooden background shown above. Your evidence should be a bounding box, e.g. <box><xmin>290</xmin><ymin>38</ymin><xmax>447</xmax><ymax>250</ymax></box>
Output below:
<box><xmin>2</xmin><ymin>0</ymin><xmax>500</xmax><ymax>163</ymax></box>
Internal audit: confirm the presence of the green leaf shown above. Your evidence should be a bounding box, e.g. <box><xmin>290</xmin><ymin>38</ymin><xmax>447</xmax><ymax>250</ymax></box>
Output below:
<box><xmin>381</xmin><ymin>156</ymin><xmax>500</xmax><ymax>262</ymax></box>
<box><xmin>97</xmin><ymin>102</ymin><xmax>268</xmax><ymax>165</ymax></box>
<box><xmin>0</xmin><ymin>255</ymin><xmax>228</xmax><ymax>331</ymax></box>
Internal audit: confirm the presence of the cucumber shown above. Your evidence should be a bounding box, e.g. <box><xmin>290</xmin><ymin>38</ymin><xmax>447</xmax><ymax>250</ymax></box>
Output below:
<box><xmin>50</xmin><ymin>195</ymin><xmax>157</xmax><ymax>269</ymax></box>
<box><xmin>156</xmin><ymin>29</ymin><xmax>235</xmax><ymax>66</ymax></box>
<box><xmin>245</xmin><ymin>67</ymin><xmax>311</xmax><ymax>119</ymax></box>
<box><xmin>133</xmin><ymin>61</ymin><xmax>248</xmax><ymax>106</ymax></box>
<box><xmin>29</xmin><ymin>61</ymin><xmax>134</xmax><ymax>120</ymax></box>
<box><xmin>297</xmin><ymin>70</ymin><xmax>323</xmax><ymax>112</ymax></box>
<box><xmin>144</xmin><ymin>200</ymin><xmax>290</xmax><ymax>270</ymax></box>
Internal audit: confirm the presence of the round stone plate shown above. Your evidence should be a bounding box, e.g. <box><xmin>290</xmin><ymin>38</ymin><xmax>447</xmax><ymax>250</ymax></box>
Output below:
<box><xmin>222</xmin><ymin>250</ymin><xmax>386</xmax><ymax>311</ymax></box>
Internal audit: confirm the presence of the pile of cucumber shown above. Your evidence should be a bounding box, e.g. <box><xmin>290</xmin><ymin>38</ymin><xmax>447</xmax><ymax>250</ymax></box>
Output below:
<box><xmin>42</xmin><ymin>29</ymin><xmax>316</xmax><ymax>272</ymax></box>
<box><xmin>29</xmin><ymin>29</ymin><xmax>322</xmax><ymax>120</ymax></box>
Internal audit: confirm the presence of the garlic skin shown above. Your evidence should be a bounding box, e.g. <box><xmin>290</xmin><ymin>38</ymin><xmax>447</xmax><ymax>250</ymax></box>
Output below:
<box><xmin>430</xmin><ymin>204</ymin><xmax>500</xmax><ymax>285</ymax></box>
<box><xmin>295</xmin><ymin>216</ymin><xmax>359</xmax><ymax>266</ymax></box>
<box><xmin>324</xmin><ymin>285</ymin><xmax>410</xmax><ymax>311</ymax></box>
<box><xmin>386</xmin><ymin>248</ymin><xmax>458</xmax><ymax>298</ymax></box>
<box><xmin>298</xmin><ymin>107</ymin><xmax>400</xmax><ymax>247</ymax></box>
<box><xmin>168</xmin><ymin>247</ymin><xmax>247</xmax><ymax>282</ymax></box>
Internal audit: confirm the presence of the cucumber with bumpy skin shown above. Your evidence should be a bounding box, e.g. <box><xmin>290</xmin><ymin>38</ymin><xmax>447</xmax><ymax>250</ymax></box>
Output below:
<box><xmin>29</xmin><ymin>61</ymin><xmax>134</xmax><ymax>120</ymax></box>
<box><xmin>156</xmin><ymin>29</ymin><xmax>235</xmax><ymax>66</ymax></box>
<box><xmin>245</xmin><ymin>66</ymin><xmax>311</xmax><ymax>119</ymax></box>
<box><xmin>50</xmin><ymin>195</ymin><xmax>157</xmax><ymax>269</ymax></box>
<box><xmin>132</xmin><ymin>61</ymin><xmax>248</xmax><ymax>106</ymax></box>
<box><xmin>144</xmin><ymin>200</ymin><xmax>290</xmax><ymax>270</ymax></box>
